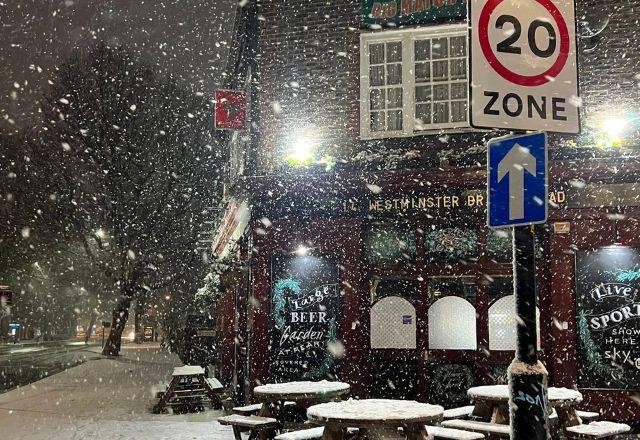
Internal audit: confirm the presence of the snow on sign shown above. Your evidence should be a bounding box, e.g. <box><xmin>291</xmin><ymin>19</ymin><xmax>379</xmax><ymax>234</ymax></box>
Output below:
<box><xmin>470</xmin><ymin>0</ymin><xmax>579</xmax><ymax>133</ymax></box>
<box><xmin>214</xmin><ymin>90</ymin><xmax>247</xmax><ymax>130</ymax></box>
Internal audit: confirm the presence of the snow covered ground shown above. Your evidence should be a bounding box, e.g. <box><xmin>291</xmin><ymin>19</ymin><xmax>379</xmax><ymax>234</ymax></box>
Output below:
<box><xmin>0</xmin><ymin>344</ymin><xmax>235</xmax><ymax>439</ymax></box>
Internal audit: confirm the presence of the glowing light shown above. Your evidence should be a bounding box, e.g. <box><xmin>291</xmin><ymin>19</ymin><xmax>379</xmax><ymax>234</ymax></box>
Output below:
<box><xmin>601</xmin><ymin>117</ymin><xmax>627</xmax><ymax>137</ymax></box>
<box><xmin>95</xmin><ymin>228</ymin><xmax>107</xmax><ymax>239</ymax></box>
<box><xmin>295</xmin><ymin>245</ymin><xmax>309</xmax><ymax>256</ymax></box>
<box><xmin>286</xmin><ymin>136</ymin><xmax>314</xmax><ymax>167</ymax></box>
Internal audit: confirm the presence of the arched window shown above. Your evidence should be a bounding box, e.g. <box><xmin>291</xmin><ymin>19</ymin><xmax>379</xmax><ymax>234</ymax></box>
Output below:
<box><xmin>428</xmin><ymin>296</ymin><xmax>477</xmax><ymax>350</ymax></box>
<box><xmin>370</xmin><ymin>296</ymin><xmax>416</xmax><ymax>349</ymax></box>
<box><xmin>488</xmin><ymin>295</ymin><xmax>540</xmax><ymax>350</ymax></box>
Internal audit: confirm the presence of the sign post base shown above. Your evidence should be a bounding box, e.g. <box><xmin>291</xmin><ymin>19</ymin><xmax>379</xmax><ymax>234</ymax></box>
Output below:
<box><xmin>508</xmin><ymin>360</ymin><xmax>550</xmax><ymax>440</ymax></box>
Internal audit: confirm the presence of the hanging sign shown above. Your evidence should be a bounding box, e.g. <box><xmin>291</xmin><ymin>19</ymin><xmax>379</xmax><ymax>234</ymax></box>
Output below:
<box><xmin>575</xmin><ymin>247</ymin><xmax>640</xmax><ymax>389</ymax></box>
<box><xmin>214</xmin><ymin>90</ymin><xmax>247</xmax><ymax>130</ymax></box>
<box><xmin>469</xmin><ymin>0</ymin><xmax>579</xmax><ymax>133</ymax></box>
<box><xmin>269</xmin><ymin>255</ymin><xmax>340</xmax><ymax>382</ymax></box>
<box><xmin>361</xmin><ymin>0</ymin><xmax>466</xmax><ymax>26</ymax></box>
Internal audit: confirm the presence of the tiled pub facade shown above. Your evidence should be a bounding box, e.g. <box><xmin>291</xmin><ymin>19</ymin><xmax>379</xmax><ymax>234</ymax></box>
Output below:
<box><xmin>212</xmin><ymin>0</ymin><xmax>640</xmax><ymax>422</ymax></box>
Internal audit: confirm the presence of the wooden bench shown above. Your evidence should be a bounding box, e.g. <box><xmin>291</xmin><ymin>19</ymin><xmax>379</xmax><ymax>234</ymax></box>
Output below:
<box><xmin>206</xmin><ymin>377</ymin><xmax>224</xmax><ymax>391</ymax></box>
<box><xmin>441</xmin><ymin>420</ymin><xmax>510</xmax><ymax>439</ymax></box>
<box><xmin>219</xmin><ymin>414</ymin><xmax>280</xmax><ymax>440</ymax></box>
<box><xmin>443</xmin><ymin>406</ymin><xmax>475</xmax><ymax>420</ymax></box>
<box><xmin>565</xmin><ymin>421</ymin><xmax>631</xmax><ymax>439</ymax></box>
<box><xmin>427</xmin><ymin>425</ymin><xmax>486</xmax><ymax>439</ymax></box>
<box><xmin>274</xmin><ymin>427</ymin><xmax>360</xmax><ymax>440</ymax></box>
<box><xmin>274</xmin><ymin>427</ymin><xmax>324</xmax><ymax>440</ymax></box>
<box><xmin>233</xmin><ymin>401</ymin><xmax>298</xmax><ymax>416</ymax></box>
<box><xmin>233</xmin><ymin>403</ymin><xmax>264</xmax><ymax>415</ymax></box>
<box><xmin>575</xmin><ymin>410</ymin><xmax>600</xmax><ymax>423</ymax></box>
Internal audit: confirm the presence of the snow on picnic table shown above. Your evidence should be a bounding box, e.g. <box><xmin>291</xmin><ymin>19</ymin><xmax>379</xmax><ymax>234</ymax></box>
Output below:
<box><xmin>0</xmin><ymin>344</ymin><xmax>234</xmax><ymax>440</ymax></box>
<box><xmin>254</xmin><ymin>380</ymin><xmax>350</xmax><ymax>396</ymax></box>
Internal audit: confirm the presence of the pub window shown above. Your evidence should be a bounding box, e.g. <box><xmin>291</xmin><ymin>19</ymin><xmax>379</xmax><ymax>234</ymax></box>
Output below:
<box><xmin>360</xmin><ymin>24</ymin><xmax>469</xmax><ymax>140</ymax></box>
<box><xmin>428</xmin><ymin>277</ymin><xmax>477</xmax><ymax>350</ymax></box>
<box><xmin>424</xmin><ymin>227</ymin><xmax>479</xmax><ymax>263</ymax></box>
<box><xmin>487</xmin><ymin>276</ymin><xmax>540</xmax><ymax>351</ymax></box>
<box><xmin>366</xmin><ymin>226</ymin><xmax>416</xmax><ymax>265</ymax></box>
<box><xmin>486</xmin><ymin>228</ymin><xmax>512</xmax><ymax>262</ymax></box>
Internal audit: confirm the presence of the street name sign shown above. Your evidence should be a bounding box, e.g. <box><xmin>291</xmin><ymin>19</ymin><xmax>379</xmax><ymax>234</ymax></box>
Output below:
<box><xmin>488</xmin><ymin>132</ymin><xmax>548</xmax><ymax>227</ymax></box>
<box><xmin>470</xmin><ymin>0</ymin><xmax>579</xmax><ymax>133</ymax></box>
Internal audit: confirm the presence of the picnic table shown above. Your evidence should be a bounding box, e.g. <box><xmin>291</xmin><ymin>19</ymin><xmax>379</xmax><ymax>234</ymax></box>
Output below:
<box><xmin>152</xmin><ymin>365</ymin><xmax>223</xmax><ymax>413</ymax></box>
<box><xmin>253</xmin><ymin>381</ymin><xmax>351</xmax><ymax>422</ymax></box>
<box><xmin>467</xmin><ymin>385</ymin><xmax>583</xmax><ymax>432</ymax></box>
<box><xmin>307</xmin><ymin>399</ymin><xmax>444</xmax><ymax>440</ymax></box>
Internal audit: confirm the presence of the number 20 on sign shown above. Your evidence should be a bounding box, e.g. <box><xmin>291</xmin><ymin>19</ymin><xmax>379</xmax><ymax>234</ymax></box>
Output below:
<box><xmin>469</xmin><ymin>0</ymin><xmax>580</xmax><ymax>133</ymax></box>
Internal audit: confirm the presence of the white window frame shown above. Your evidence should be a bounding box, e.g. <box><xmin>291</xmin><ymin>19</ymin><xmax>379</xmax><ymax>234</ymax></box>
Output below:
<box><xmin>360</xmin><ymin>24</ymin><xmax>470</xmax><ymax>140</ymax></box>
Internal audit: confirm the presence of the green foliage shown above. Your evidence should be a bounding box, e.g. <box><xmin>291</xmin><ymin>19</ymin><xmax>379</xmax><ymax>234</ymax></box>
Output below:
<box><xmin>272</xmin><ymin>278</ymin><xmax>299</xmax><ymax>329</ymax></box>
<box><xmin>577</xmin><ymin>310</ymin><xmax>608</xmax><ymax>377</ymax></box>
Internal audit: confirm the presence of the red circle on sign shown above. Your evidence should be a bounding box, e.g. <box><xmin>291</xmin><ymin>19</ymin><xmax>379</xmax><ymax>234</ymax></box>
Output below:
<box><xmin>478</xmin><ymin>0</ymin><xmax>570</xmax><ymax>86</ymax></box>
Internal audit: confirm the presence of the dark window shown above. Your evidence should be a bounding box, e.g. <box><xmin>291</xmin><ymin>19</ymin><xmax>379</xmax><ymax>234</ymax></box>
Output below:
<box><xmin>424</xmin><ymin>227</ymin><xmax>478</xmax><ymax>263</ymax></box>
<box><xmin>366</xmin><ymin>226</ymin><xmax>416</xmax><ymax>265</ymax></box>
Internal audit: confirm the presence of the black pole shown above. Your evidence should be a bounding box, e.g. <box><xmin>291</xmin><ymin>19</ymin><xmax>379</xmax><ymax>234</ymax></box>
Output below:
<box><xmin>509</xmin><ymin>225</ymin><xmax>550</xmax><ymax>440</ymax></box>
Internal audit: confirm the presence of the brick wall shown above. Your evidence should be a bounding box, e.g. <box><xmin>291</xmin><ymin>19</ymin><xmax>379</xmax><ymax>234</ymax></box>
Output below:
<box><xmin>253</xmin><ymin>0</ymin><xmax>640</xmax><ymax>174</ymax></box>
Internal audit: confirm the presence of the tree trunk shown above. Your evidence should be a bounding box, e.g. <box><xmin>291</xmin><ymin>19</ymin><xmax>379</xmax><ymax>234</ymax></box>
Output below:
<box><xmin>84</xmin><ymin>314</ymin><xmax>97</xmax><ymax>344</ymax></box>
<box><xmin>102</xmin><ymin>295</ymin><xmax>133</xmax><ymax>356</ymax></box>
<box><xmin>134</xmin><ymin>298</ymin><xmax>143</xmax><ymax>344</ymax></box>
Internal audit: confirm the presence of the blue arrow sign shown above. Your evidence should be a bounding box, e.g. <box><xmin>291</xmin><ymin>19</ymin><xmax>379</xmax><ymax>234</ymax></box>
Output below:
<box><xmin>488</xmin><ymin>132</ymin><xmax>548</xmax><ymax>228</ymax></box>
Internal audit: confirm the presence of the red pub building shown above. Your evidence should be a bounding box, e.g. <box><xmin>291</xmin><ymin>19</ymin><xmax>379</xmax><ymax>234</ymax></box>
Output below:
<box><xmin>211</xmin><ymin>0</ymin><xmax>640</xmax><ymax>423</ymax></box>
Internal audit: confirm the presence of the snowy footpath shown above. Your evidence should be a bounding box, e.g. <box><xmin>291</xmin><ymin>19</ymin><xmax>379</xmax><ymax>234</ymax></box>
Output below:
<box><xmin>0</xmin><ymin>344</ymin><xmax>235</xmax><ymax>439</ymax></box>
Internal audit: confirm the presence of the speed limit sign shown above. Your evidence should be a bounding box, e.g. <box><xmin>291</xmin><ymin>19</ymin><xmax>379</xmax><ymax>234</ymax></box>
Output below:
<box><xmin>470</xmin><ymin>0</ymin><xmax>579</xmax><ymax>133</ymax></box>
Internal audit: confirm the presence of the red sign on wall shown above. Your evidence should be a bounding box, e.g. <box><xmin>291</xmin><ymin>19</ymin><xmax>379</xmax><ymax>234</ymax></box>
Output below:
<box><xmin>214</xmin><ymin>90</ymin><xmax>247</xmax><ymax>130</ymax></box>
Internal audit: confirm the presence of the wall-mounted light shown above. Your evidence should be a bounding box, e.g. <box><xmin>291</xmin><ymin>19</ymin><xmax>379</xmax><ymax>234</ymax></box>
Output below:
<box><xmin>592</xmin><ymin>112</ymin><xmax>636</xmax><ymax>148</ymax></box>
<box><xmin>286</xmin><ymin>135</ymin><xmax>315</xmax><ymax>167</ymax></box>
<box><xmin>294</xmin><ymin>245</ymin><xmax>309</xmax><ymax>256</ymax></box>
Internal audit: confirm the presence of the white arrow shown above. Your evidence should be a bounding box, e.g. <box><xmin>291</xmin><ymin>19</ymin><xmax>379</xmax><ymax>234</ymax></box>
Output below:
<box><xmin>497</xmin><ymin>143</ymin><xmax>537</xmax><ymax>220</ymax></box>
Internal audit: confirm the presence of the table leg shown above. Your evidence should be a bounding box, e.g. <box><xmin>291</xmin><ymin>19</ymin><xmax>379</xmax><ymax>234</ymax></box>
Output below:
<box><xmin>322</xmin><ymin>423</ymin><xmax>344</xmax><ymax>440</ymax></box>
<box><xmin>491</xmin><ymin>403</ymin><xmax>510</xmax><ymax>424</ymax></box>
<box><xmin>556</xmin><ymin>407</ymin><xmax>581</xmax><ymax>429</ymax></box>
<box><xmin>404</xmin><ymin>424</ymin><xmax>429</xmax><ymax>440</ymax></box>
<box><xmin>471</xmin><ymin>401</ymin><xmax>494</xmax><ymax>421</ymax></box>
<box><xmin>153</xmin><ymin>377</ymin><xmax>178</xmax><ymax>413</ymax></box>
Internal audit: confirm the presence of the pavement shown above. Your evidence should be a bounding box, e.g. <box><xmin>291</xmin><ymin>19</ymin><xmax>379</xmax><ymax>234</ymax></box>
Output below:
<box><xmin>0</xmin><ymin>344</ymin><xmax>235</xmax><ymax>440</ymax></box>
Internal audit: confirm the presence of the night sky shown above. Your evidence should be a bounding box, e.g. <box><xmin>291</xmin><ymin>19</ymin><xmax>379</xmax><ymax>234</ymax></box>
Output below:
<box><xmin>0</xmin><ymin>0</ymin><xmax>235</xmax><ymax>130</ymax></box>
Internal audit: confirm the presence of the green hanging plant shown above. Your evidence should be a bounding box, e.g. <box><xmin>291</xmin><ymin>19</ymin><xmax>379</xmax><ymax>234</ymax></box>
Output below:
<box><xmin>577</xmin><ymin>310</ymin><xmax>608</xmax><ymax>377</ymax></box>
<box><xmin>272</xmin><ymin>278</ymin><xmax>300</xmax><ymax>329</ymax></box>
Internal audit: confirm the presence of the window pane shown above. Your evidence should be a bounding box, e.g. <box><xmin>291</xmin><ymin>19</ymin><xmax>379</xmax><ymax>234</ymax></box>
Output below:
<box><xmin>366</xmin><ymin>227</ymin><xmax>416</xmax><ymax>265</ymax></box>
<box><xmin>451</xmin><ymin>83</ymin><xmax>467</xmax><ymax>99</ymax></box>
<box><xmin>451</xmin><ymin>101</ymin><xmax>467</xmax><ymax>122</ymax></box>
<box><xmin>432</xmin><ymin>38</ymin><xmax>448</xmax><ymax>59</ymax></box>
<box><xmin>428</xmin><ymin>296</ymin><xmax>477</xmax><ymax>350</ymax></box>
<box><xmin>373</xmin><ymin>278</ymin><xmax>417</xmax><ymax>301</ymax></box>
<box><xmin>415</xmin><ymin>85</ymin><xmax>431</xmax><ymax>103</ymax></box>
<box><xmin>387</xmin><ymin>88</ymin><xmax>402</xmax><ymax>108</ymax></box>
<box><xmin>371</xmin><ymin>111</ymin><xmax>385</xmax><ymax>131</ymax></box>
<box><xmin>386</xmin><ymin>42</ymin><xmax>402</xmax><ymax>62</ymax></box>
<box><xmin>387</xmin><ymin>63</ymin><xmax>402</xmax><ymax>85</ymax></box>
<box><xmin>451</xmin><ymin>59</ymin><xmax>467</xmax><ymax>80</ymax></box>
<box><xmin>433</xmin><ymin>84</ymin><xmax>448</xmax><ymax>100</ymax></box>
<box><xmin>450</xmin><ymin>36</ymin><xmax>466</xmax><ymax>57</ymax></box>
<box><xmin>370</xmin><ymin>65</ymin><xmax>385</xmax><ymax>86</ymax></box>
<box><xmin>415</xmin><ymin>62</ymin><xmax>430</xmax><ymax>82</ymax></box>
<box><xmin>415</xmin><ymin>103</ymin><xmax>431</xmax><ymax>126</ymax></box>
<box><xmin>370</xmin><ymin>89</ymin><xmax>385</xmax><ymax>110</ymax></box>
<box><xmin>486</xmin><ymin>229</ymin><xmax>512</xmax><ymax>262</ymax></box>
<box><xmin>370</xmin><ymin>43</ymin><xmax>385</xmax><ymax>64</ymax></box>
<box><xmin>429</xmin><ymin>277</ymin><xmax>477</xmax><ymax>303</ymax></box>
<box><xmin>424</xmin><ymin>227</ymin><xmax>478</xmax><ymax>262</ymax></box>
<box><xmin>433</xmin><ymin>60</ymin><xmax>448</xmax><ymax>81</ymax></box>
<box><xmin>434</xmin><ymin>102</ymin><xmax>449</xmax><ymax>123</ymax></box>
<box><xmin>388</xmin><ymin>110</ymin><xmax>403</xmax><ymax>130</ymax></box>
<box><xmin>415</xmin><ymin>39</ymin><xmax>430</xmax><ymax>61</ymax></box>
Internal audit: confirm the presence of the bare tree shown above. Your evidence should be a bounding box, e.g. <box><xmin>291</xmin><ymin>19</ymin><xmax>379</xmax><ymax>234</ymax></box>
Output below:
<box><xmin>38</xmin><ymin>43</ymin><xmax>221</xmax><ymax>355</ymax></box>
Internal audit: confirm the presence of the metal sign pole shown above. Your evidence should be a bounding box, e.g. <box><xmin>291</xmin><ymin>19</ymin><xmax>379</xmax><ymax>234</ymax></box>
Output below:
<box><xmin>509</xmin><ymin>224</ymin><xmax>549</xmax><ymax>440</ymax></box>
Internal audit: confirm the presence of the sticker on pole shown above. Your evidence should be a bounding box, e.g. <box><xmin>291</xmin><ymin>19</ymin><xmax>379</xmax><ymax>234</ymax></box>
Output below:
<box><xmin>488</xmin><ymin>132</ymin><xmax>548</xmax><ymax>228</ymax></box>
<box><xmin>470</xmin><ymin>0</ymin><xmax>579</xmax><ymax>133</ymax></box>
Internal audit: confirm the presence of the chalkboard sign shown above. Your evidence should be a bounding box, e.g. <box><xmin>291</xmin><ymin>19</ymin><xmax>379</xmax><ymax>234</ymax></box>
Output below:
<box><xmin>575</xmin><ymin>247</ymin><xmax>640</xmax><ymax>389</ymax></box>
<box><xmin>269</xmin><ymin>255</ymin><xmax>340</xmax><ymax>382</ymax></box>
